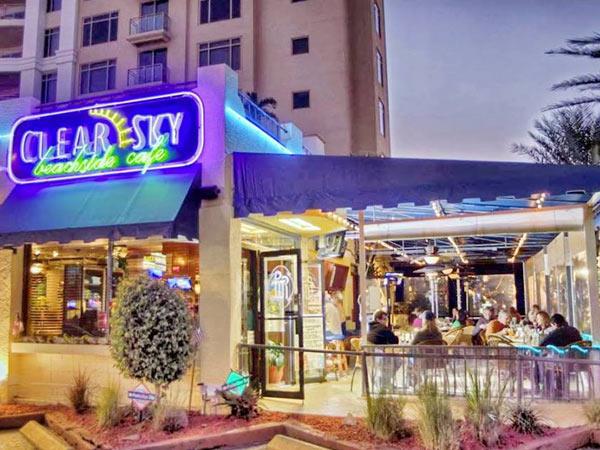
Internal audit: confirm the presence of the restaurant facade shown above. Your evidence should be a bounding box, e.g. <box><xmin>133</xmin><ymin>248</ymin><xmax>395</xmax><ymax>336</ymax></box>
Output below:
<box><xmin>2</xmin><ymin>64</ymin><xmax>600</xmax><ymax>404</ymax></box>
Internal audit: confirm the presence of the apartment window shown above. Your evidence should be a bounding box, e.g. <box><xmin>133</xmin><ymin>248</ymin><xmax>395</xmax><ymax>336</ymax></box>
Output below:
<box><xmin>141</xmin><ymin>0</ymin><xmax>168</xmax><ymax>15</ymax></box>
<box><xmin>292</xmin><ymin>37</ymin><xmax>309</xmax><ymax>55</ymax></box>
<box><xmin>80</xmin><ymin>59</ymin><xmax>116</xmax><ymax>94</ymax></box>
<box><xmin>199</xmin><ymin>38</ymin><xmax>240</xmax><ymax>70</ymax></box>
<box><xmin>46</xmin><ymin>0</ymin><xmax>61</xmax><ymax>12</ymax></box>
<box><xmin>82</xmin><ymin>11</ymin><xmax>118</xmax><ymax>47</ymax></box>
<box><xmin>376</xmin><ymin>49</ymin><xmax>384</xmax><ymax>86</ymax></box>
<box><xmin>293</xmin><ymin>91</ymin><xmax>310</xmax><ymax>109</ymax></box>
<box><xmin>41</xmin><ymin>72</ymin><xmax>57</xmax><ymax>104</ymax></box>
<box><xmin>372</xmin><ymin>2</ymin><xmax>381</xmax><ymax>37</ymax></box>
<box><xmin>44</xmin><ymin>28</ymin><xmax>60</xmax><ymax>58</ymax></box>
<box><xmin>378</xmin><ymin>99</ymin><xmax>385</xmax><ymax>136</ymax></box>
<box><xmin>200</xmin><ymin>0</ymin><xmax>240</xmax><ymax>24</ymax></box>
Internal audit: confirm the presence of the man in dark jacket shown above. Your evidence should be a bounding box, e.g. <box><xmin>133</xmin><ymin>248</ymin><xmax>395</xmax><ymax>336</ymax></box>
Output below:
<box><xmin>367</xmin><ymin>310</ymin><xmax>399</xmax><ymax>345</ymax></box>
<box><xmin>541</xmin><ymin>314</ymin><xmax>582</xmax><ymax>347</ymax></box>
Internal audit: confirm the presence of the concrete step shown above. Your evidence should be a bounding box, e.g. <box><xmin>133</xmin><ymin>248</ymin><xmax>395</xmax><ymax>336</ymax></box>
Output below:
<box><xmin>267</xmin><ymin>434</ymin><xmax>328</xmax><ymax>450</ymax></box>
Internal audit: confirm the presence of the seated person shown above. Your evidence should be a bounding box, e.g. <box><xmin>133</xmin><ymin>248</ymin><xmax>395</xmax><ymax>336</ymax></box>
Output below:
<box><xmin>411</xmin><ymin>307</ymin><xmax>424</xmax><ymax>329</ymax></box>
<box><xmin>367</xmin><ymin>309</ymin><xmax>399</xmax><ymax>345</ymax></box>
<box><xmin>540</xmin><ymin>313</ymin><xmax>582</xmax><ymax>347</ymax></box>
<box><xmin>523</xmin><ymin>304</ymin><xmax>540</xmax><ymax>327</ymax></box>
<box><xmin>472</xmin><ymin>306</ymin><xmax>494</xmax><ymax>342</ymax></box>
<box><xmin>508</xmin><ymin>306</ymin><xmax>522</xmax><ymax>324</ymax></box>
<box><xmin>451</xmin><ymin>310</ymin><xmax>468</xmax><ymax>329</ymax></box>
<box><xmin>485</xmin><ymin>309</ymin><xmax>509</xmax><ymax>338</ymax></box>
<box><xmin>536</xmin><ymin>310</ymin><xmax>552</xmax><ymax>335</ymax></box>
<box><xmin>412</xmin><ymin>311</ymin><xmax>443</xmax><ymax>345</ymax></box>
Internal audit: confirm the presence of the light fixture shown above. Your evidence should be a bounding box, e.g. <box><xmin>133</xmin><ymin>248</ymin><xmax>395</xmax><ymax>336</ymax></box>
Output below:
<box><xmin>442</xmin><ymin>267</ymin><xmax>454</xmax><ymax>275</ymax></box>
<box><xmin>240</xmin><ymin>222</ymin><xmax>267</xmax><ymax>235</ymax></box>
<box><xmin>30</xmin><ymin>263</ymin><xmax>44</xmax><ymax>275</ymax></box>
<box><xmin>52</xmin><ymin>250</ymin><xmax>59</xmax><ymax>258</ymax></box>
<box><xmin>423</xmin><ymin>255</ymin><xmax>440</xmax><ymax>265</ymax></box>
<box><xmin>279</xmin><ymin>217</ymin><xmax>320</xmax><ymax>232</ymax></box>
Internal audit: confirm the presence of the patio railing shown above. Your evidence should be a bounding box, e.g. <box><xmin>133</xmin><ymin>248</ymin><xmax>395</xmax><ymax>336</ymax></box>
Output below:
<box><xmin>129</xmin><ymin>12</ymin><xmax>169</xmax><ymax>35</ymax></box>
<box><xmin>238</xmin><ymin>343</ymin><xmax>600</xmax><ymax>402</ymax></box>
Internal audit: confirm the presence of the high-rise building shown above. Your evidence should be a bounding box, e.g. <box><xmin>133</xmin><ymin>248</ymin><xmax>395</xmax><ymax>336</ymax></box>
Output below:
<box><xmin>0</xmin><ymin>0</ymin><xmax>389</xmax><ymax>157</ymax></box>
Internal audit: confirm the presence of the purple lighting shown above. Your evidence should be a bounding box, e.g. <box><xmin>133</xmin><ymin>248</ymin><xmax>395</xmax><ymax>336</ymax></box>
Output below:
<box><xmin>8</xmin><ymin>91</ymin><xmax>204</xmax><ymax>184</ymax></box>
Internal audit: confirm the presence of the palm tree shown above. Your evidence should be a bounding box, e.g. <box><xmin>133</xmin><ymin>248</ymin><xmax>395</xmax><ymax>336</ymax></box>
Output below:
<box><xmin>512</xmin><ymin>106</ymin><xmax>600</xmax><ymax>164</ymax></box>
<box><xmin>245</xmin><ymin>91</ymin><xmax>278</xmax><ymax>120</ymax></box>
<box><xmin>546</xmin><ymin>33</ymin><xmax>600</xmax><ymax>110</ymax></box>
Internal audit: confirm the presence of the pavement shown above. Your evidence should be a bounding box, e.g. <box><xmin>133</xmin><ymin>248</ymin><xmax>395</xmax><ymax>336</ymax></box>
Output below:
<box><xmin>259</xmin><ymin>375</ymin><xmax>589</xmax><ymax>428</ymax></box>
<box><xmin>0</xmin><ymin>430</ymin><xmax>34</xmax><ymax>450</ymax></box>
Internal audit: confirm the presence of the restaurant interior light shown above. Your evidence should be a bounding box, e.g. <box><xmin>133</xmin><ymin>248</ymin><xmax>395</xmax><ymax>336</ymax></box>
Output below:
<box><xmin>279</xmin><ymin>217</ymin><xmax>320</xmax><ymax>231</ymax></box>
<box><xmin>30</xmin><ymin>262</ymin><xmax>44</xmax><ymax>275</ymax></box>
<box><xmin>423</xmin><ymin>255</ymin><xmax>440</xmax><ymax>265</ymax></box>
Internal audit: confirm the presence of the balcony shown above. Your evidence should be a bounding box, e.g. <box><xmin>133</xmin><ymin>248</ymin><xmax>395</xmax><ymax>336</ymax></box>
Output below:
<box><xmin>0</xmin><ymin>72</ymin><xmax>19</xmax><ymax>101</ymax></box>
<box><xmin>239</xmin><ymin>92</ymin><xmax>288</xmax><ymax>142</ymax></box>
<box><xmin>0</xmin><ymin>3</ymin><xmax>25</xmax><ymax>26</ymax></box>
<box><xmin>127</xmin><ymin>63</ymin><xmax>168</xmax><ymax>87</ymax></box>
<box><xmin>127</xmin><ymin>13</ymin><xmax>170</xmax><ymax>46</ymax></box>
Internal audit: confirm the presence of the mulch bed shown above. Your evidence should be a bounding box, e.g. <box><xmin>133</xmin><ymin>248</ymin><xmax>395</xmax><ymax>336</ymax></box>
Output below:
<box><xmin>0</xmin><ymin>403</ymin><xmax>562</xmax><ymax>450</ymax></box>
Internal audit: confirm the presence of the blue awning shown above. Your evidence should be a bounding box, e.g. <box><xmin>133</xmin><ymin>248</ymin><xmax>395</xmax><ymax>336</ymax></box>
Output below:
<box><xmin>0</xmin><ymin>167</ymin><xmax>202</xmax><ymax>246</ymax></box>
<box><xmin>233</xmin><ymin>153</ymin><xmax>600</xmax><ymax>217</ymax></box>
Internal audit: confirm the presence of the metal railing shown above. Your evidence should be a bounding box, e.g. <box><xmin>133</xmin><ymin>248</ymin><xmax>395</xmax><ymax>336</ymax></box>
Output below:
<box><xmin>127</xmin><ymin>63</ymin><xmax>168</xmax><ymax>86</ymax></box>
<box><xmin>129</xmin><ymin>12</ymin><xmax>169</xmax><ymax>35</ymax></box>
<box><xmin>238</xmin><ymin>92</ymin><xmax>288</xmax><ymax>142</ymax></box>
<box><xmin>238</xmin><ymin>342</ymin><xmax>600</xmax><ymax>402</ymax></box>
<box><xmin>0</xmin><ymin>4</ymin><xmax>25</xmax><ymax>19</ymax></box>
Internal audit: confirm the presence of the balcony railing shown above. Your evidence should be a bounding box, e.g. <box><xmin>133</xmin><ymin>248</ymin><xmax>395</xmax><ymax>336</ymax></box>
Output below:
<box><xmin>0</xmin><ymin>50</ymin><xmax>21</xmax><ymax>58</ymax></box>
<box><xmin>129</xmin><ymin>12</ymin><xmax>169</xmax><ymax>35</ymax></box>
<box><xmin>0</xmin><ymin>4</ymin><xmax>25</xmax><ymax>19</ymax></box>
<box><xmin>238</xmin><ymin>92</ymin><xmax>288</xmax><ymax>143</ymax></box>
<box><xmin>127</xmin><ymin>63</ymin><xmax>168</xmax><ymax>87</ymax></box>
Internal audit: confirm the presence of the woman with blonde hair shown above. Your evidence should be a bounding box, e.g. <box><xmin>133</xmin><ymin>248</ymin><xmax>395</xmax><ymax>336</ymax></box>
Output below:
<box><xmin>536</xmin><ymin>311</ymin><xmax>551</xmax><ymax>334</ymax></box>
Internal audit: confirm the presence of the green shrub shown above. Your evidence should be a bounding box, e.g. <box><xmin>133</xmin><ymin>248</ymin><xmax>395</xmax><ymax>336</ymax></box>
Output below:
<box><xmin>218</xmin><ymin>386</ymin><xmax>260</xmax><ymax>421</ymax></box>
<box><xmin>67</xmin><ymin>370</ymin><xmax>91</xmax><ymax>414</ymax></box>
<box><xmin>96</xmin><ymin>383</ymin><xmax>121</xmax><ymax>428</ymax></box>
<box><xmin>509</xmin><ymin>404</ymin><xmax>544</xmax><ymax>435</ymax></box>
<box><xmin>584</xmin><ymin>400</ymin><xmax>600</xmax><ymax>426</ymax></box>
<box><xmin>464</xmin><ymin>371</ymin><xmax>507</xmax><ymax>446</ymax></box>
<box><xmin>365</xmin><ymin>392</ymin><xmax>408</xmax><ymax>441</ymax></box>
<box><xmin>416</xmin><ymin>383</ymin><xmax>459</xmax><ymax>450</ymax></box>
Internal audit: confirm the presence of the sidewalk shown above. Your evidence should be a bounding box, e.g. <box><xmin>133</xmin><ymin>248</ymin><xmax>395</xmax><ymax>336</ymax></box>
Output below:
<box><xmin>259</xmin><ymin>375</ymin><xmax>588</xmax><ymax>428</ymax></box>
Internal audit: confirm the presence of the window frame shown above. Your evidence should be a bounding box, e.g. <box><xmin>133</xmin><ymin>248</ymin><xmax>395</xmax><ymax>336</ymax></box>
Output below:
<box><xmin>372</xmin><ymin>1</ymin><xmax>381</xmax><ymax>38</ymax></box>
<box><xmin>41</xmin><ymin>72</ymin><xmax>57</xmax><ymax>104</ymax></box>
<box><xmin>376</xmin><ymin>48</ymin><xmax>384</xmax><ymax>86</ymax></box>
<box><xmin>199</xmin><ymin>0</ymin><xmax>241</xmax><ymax>24</ymax></box>
<box><xmin>292</xmin><ymin>90</ymin><xmax>310</xmax><ymax>109</ymax></box>
<box><xmin>291</xmin><ymin>36</ymin><xmax>309</xmax><ymax>55</ymax></box>
<box><xmin>43</xmin><ymin>27</ymin><xmax>60</xmax><ymax>58</ymax></box>
<box><xmin>80</xmin><ymin>59</ymin><xmax>117</xmax><ymax>95</ymax></box>
<box><xmin>198</xmin><ymin>37</ymin><xmax>241</xmax><ymax>71</ymax></box>
<box><xmin>378</xmin><ymin>99</ymin><xmax>386</xmax><ymax>137</ymax></box>
<box><xmin>82</xmin><ymin>11</ymin><xmax>119</xmax><ymax>47</ymax></box>
<box><xmin>46</xmin><ymin>0</ymin><xmax>61</xmax><ymax>13</ymax></box>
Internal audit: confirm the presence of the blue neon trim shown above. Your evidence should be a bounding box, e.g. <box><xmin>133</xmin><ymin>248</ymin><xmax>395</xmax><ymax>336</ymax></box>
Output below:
<box><xmin>225</xmin><ymin>107</ymin><xmax>292</xmax><ymax>154</ymax></box>
<box><xmin>570</xmin><ymin>345</ymin><xmax>589</xmax><ymax>354</ymax></box>
<box><xmin>516</xmin><ymin>345</ymin><xmax>542</xmax><ymax>354</ymax></box>
<box><xmin>547</xmin><ymin>345</ymin><xmax>566</xmax><ymax>354</ymax></box>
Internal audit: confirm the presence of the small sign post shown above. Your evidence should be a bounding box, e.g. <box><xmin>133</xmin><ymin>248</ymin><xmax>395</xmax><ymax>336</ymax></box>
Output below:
<box><xmin>128</xmin><ymin>383</ymin><xmax>156</xmax><ymax>421</ymax></box>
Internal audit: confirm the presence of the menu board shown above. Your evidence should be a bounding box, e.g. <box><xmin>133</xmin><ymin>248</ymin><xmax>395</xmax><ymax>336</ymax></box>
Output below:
<box><xmin>303</xmin><ymin>263</ymin><xmax>325</xmax><ymax>380</ymax></box>
<box><xmin>304</xmin><ymin>264</ymin><xmax>323</xmax><ymax>315</ymax></box>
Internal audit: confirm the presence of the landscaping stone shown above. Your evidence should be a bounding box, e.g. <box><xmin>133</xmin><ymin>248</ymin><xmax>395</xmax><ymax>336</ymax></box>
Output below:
<box><xmin>267</xmin><ymin>434</ymin><xmax>328</xmax><ymax>450</ymax></box>
<box><xmin>45</xmin><ymin>412</ymin><xmax>106</xmax><ymax>450</ymax></box>
<box><xmin>0</xmin><ymin>412</ymin><xmax>45</xmax><ymax>429</ymax></box>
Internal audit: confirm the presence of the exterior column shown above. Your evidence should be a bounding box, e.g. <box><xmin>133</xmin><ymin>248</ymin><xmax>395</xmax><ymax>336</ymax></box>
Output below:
<box><xmin>198</xmin><ymin>157</ymin><xmax>242</xmax><ymax>384</ymax></box>
<box><xmin>583</xmin><ymin>208</ymin><xmax>600</xmax><ymax>341</ymax></box>
<box><xmin>358</xmin><ymin>211</ymin><xmax>367</xmax><ymax>344</ymax></box>
<box><xmin>55</xmin><ymin>0</ymin><xmax>79</xmax><ymax>101</ymax></box>
<box><xmin>19</xmin><ymin>0</ymin><xmax>45</xmax><ymax>98</ymax></box>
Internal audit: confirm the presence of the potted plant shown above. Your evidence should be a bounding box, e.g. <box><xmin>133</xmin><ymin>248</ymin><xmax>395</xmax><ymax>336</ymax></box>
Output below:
<box><xmin>267</xmin><ymin>341</ymin><xmax>285</xmax><ymax>384</ymax></box>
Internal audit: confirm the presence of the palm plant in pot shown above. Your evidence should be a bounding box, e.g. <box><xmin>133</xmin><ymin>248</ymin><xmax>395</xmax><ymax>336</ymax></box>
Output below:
<box><xmin>267</xmin><ymin>341</ymin><xmax>285</xmax><ymax>384</ymax></box>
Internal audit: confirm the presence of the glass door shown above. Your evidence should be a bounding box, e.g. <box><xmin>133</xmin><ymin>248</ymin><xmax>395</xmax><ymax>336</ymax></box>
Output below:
<box><xmin>260</xmin><ymin>250</ymin><xmax>304</xmax><ymax>399</ymax></box>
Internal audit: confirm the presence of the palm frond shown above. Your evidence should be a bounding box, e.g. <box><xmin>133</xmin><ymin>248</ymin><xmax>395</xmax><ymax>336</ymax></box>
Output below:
<box><xmin>544</xmin><ymin>96</ymin><xmax>600</xmax><ymax>111</ymax></box>
<box><xmin>546</xmin><ymin>46</ymin><xmax>600</xmax><ymax>58</ymax></box>
<box><xmin>567</xmin><ymin>33</ymin><xmax>600</xmax><ymax>46</ymax></box>
<box><xmin>551</xmin><ymin>74</ymin><xmax>600</xmax><ymax>91</ymax></box>
<box><xmin>258</xmin><ymin>97</ymin><xmax>277</xmax><ymax>109</ymax></box>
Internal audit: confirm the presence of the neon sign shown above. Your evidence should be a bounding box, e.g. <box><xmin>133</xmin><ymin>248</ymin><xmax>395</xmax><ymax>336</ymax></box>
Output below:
<box><xmin>8</xmin><ymin>92</ymin><xmax>203</xmax><ymax>184</ymax></box>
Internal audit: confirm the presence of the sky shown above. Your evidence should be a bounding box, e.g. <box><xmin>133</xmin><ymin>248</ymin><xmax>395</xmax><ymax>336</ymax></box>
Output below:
<box><xmin>385</xmin><ymin>0</ymin><xmax>600</xmax><ymax>161</ymax></box>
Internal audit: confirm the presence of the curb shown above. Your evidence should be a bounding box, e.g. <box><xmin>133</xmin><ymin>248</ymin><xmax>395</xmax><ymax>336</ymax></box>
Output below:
<box><xmin>0</xmin><ymin>412</ymin><xmax>45</xmax><ymax>430</ymax></box>
<box><xmin>46</xmin><ymin>412</ymin><xmax>107</xmax><ymax>450</ymax></box>
<box><xmin>20</xmin><ymin>420</ymin><xmax>74</xmax><ymax>450</ymax></box>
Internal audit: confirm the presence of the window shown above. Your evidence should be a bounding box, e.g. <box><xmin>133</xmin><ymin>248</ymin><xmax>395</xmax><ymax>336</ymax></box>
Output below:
<box><xmin>372</xmin><ymin>1</ymin><xmax>381</xmax><ymax>37</ymax></box>
<box><xmin>142</xmin><ymin>0</ymin><xmax>169</xmax><ymax>15</ymax></box>
<box><xmin>139</xmin><ymin>48</ymin><xmax>167</xmax><ymax>67</ymax></box>
<box><xmin>41</xmin><ymin>72</ymin><xmax>57</xmax><ymax>104</ymax></box>
<box><xmin>44</xmin><ymin>28</ymin><xmax>60</xmax><ymax>58</ymax></box>
<box><xmin>82</xmin><ymin>11</ymin><xmax>118</xmax><ymax>47</ymax></box>
<box><xmin>292</xmin><ymin>37</ymin><xmax>309</xmax><ymax>55</ymax></box>
<box><xmin>376</xmin><ymin>49</ymin><xmax>384</xmax><ymax>86</ymax></box>
<box><xmin>199</xmin><ymin>38</ymin><xmax>240</xmax><ymax>70</ymax></box>
<box><xmin>293</xmin><ymin>91</ymin><xmax>310</xmax><ymax>109</ymax></box>
<box><xmin>80</xmin><ymin>59</ymin><xmax>116</xmax><ymax>94</ymax></box>
<box><xmin>200</xmin><ymin>0</ymin><xmax>240</xmax><ymax>24</ymax></box>
<box><xmin>135</xmin><ymin>48</ymin><xmax>167</xmax><ymax>83</ymax></box>
<box><xmin>46</xmin><ymin>0</ymin><xmax>61</xmax><ymax>12</ymax></box>
<box><xmin>378</xmin><ymin>99</ymin><xmax>385</xmax><ymax>136</ymax></box>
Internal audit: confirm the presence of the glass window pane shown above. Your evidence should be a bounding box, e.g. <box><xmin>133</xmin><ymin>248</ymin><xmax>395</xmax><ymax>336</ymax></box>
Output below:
<box><xmin>292</xmin><ymin>37</ymin><xmax>309</xmax><ymax>55</ymax></box>
<box><xmin>199</xmin><ymin>50</ymin><xmax>208</xmax><ymax>66</ymax></box>
<box><xmin>154</xmin><ymin>48</ymin><xmax>167</xmax><ymax>65</ymax></box>
<box><xmin>210</xmin><ymin>0</ymin><xmax>230</xmax><ymax>22</ymax></box>
<box><xmin>89</xmin><ymin>67</ymin><xmax>107</xmax><ymax>92</ymax></box>
<box><xmin>91</xmin><ymin>19</ymin><xmax>109</xmax><ymax>45</ymax></box>
<box><xmin>231</xmin><ymin>43</ymin><xmax>240</xmax><ymax>70</ymax></box>
<box><xmin>156</xmin><ymin>0</ymin><xmax>169</xmax><ymax>14</ymax></box>
<box><xmin>107</xmin><ymin>63</ymin><xmax>116</xmax><ymax>89</ymax></box>
<box><xmin>139</xmin><ymin>50</ymin><xmax>153</xmax><ymax>67</ymax></box>
<box><xmin>110</xmin><ymin>16</ymin><xmax>118</xmax><ymax>41</ymax></box>
<box><xmin>141</xmin><ymin>1</ymin><xmax>155</xmax><ymax>15</ymax></box>
<box><xmin>293</xmin><ymin>91</ymin><xmax>310</xmax><ymax>109</ymax></box>
<box><xmin>200</xmin><ymin>0</ymin><xmax>208</xmax><ymax>23</ymax></box>
<box><xmin>80</xmin><ymin>67</ymin><xmax>88</xmax><ymax>94</ymax></box>
<box><xmin>209</xmin><ymin>46</ymin><xmax>229</xmax><ymax>65</ymax></box>
<box><xmin>232</xmin><ymin>0</ymin><xmax>240</xmax><ymax>18</ymax></box>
